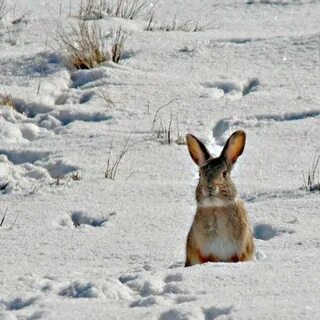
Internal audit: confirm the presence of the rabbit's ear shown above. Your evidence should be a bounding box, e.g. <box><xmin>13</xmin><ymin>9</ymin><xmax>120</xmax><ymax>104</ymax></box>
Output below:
<box><xmin>221</xmin><ymin>130</ymin><xmax>246</xmax><ymax>165</ymax></box>
<box><xmin>186</xmin><ymin>134</ymin><xmax>211</xmax><ymax>167</ymax></box>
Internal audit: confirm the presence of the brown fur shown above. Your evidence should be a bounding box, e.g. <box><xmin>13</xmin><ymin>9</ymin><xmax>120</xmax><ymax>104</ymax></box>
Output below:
<box><xmin>185</xmin><ymin>131</ymin><xmax>254</xmax><ymax>267</ymax></box>
<box><xmin>185</xmin><ymin>202</ymin><xmax>254</xmax><ymax>266</ymax></box>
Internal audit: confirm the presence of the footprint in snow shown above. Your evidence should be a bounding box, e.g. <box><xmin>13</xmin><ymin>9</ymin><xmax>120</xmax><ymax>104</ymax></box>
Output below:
<box><xmin>121</xmin><ymin>271</ymin><xmax>192</xmax><ymax>309</ymax></box>
<box><xmin>253</xmin><ymin>223</ymin><xmax>294</xmax><ymax>241</ymax></box>
<box><xmin>58</xmin><ymin>281</ymin><xmax>98</xmax><ymax>298</ymax></box>
<box><xmin>2</xmin><ymin>296</ymin><xmax>38</xmax><ymax>310</ymax></box>
<box><xmin>59</xmin><ymin>211</ymin><xmax>116</xmax><ymax>228</ymax></box>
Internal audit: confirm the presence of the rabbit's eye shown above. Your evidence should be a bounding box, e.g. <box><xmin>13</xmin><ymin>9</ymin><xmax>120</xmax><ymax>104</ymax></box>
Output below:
<box><xmin>222</xmin><ymin>170</ymin><xmax>228</xmax><ymax>178</ymax></box>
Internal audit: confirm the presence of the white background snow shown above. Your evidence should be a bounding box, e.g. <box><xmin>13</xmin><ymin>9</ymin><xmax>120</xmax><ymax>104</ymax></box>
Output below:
<box><xmin>0</xmin><ymin>0</ymin><xmax>319</xmax><ymax>319</ymax></box>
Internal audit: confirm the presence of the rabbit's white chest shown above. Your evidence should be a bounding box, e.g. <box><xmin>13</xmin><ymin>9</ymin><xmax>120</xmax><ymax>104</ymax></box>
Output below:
<box><xmin>202</xmin><ymin>236</ymin><xmax>238</xmax><ymax>261</ymax></box>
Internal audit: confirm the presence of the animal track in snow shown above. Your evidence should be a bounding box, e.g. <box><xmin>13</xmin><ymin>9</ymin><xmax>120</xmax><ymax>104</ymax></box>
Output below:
<box><xmin>55</xmin><ymin>90</ymin><xmax>95</xmax><ymax>105</ymax></box>
<box><xmin>130</xmin><ymin>296</ymin><xmax>158</xmax><ymax>308</ymax></box>
<box><xmin>203</xmin><ymin>306</ymin><xmax>233</xmax><ymax>320</ymax></box>
<box><xmin>212</xmin><ymin>109</ymin><xmax>320</xmax><ymax>145</ymax></box>
<box><xmin>13</xmin><ymin>98</ymin><xmax>111</xmax><ymax>126</ymax></box>
<box><xmin>159</xmin><ymin>309</ymin><xmax>191</xmax><ymax>320</ymax></box>
<box><xmin>26</xmin><ymin>310</ymin><xmax>47</xmax><ymax>320</ymax></box>
<box><xmin>164</xmin><ymin>273</ymin><xmax>183</xmax><ymax>283</ymax></box>
<box><xmin>71</xmin><ymin>68</ymin><xmax>108</xmax><ymax>89</ymax></box>
<box><xmin>120</xmin><ymin>272</ymin><xmax>195</xmax><ymax>310</ymax></box>
<box><xmin>0</xmin><ymin>63</ymin><xmax>111</xmax><ymax>144</ymax></box>
<box><xmin>71</xmin><ymin>211</ymin><xmax>115</xmax><ymax>228</ymax></box>
<box><xmin>58</xmin><ymin>211</ymin><xmax>116</xmax><ymax>228</ymax></box>
<box><xmin>0</xmin><ymin>149</ymin><xmax>50</xmax><ymax>165</ymax></box>
<box><xmin>158</xmin><ymin>305</ymin><xmax>232</xmax><ymax>320</ymax></box>
<box><xmin>2</xmin><ymin>296</ymin><xmax>38</xmax><ymax>310</ymax></box>
<box><xmin>169</xmin><ymin>261</ymin><xmax>184</xmax><ymax>269</ymax></box>
<box><xmin>0</xmin><ymin>149</ymin><xmax>78</xmax><ymax>194</ymax></box>
<box><xmin>58</xmin><ymin>281</ymin><xmax>99</xmax><ymax>298</ymax></box>
<box><xmin>0</xmin><ymin>99</ymin><xmax>111</xmax><ymax>144</ymax></box>
<box><xmin>243</xmin><ymin>189</ymin><xmax>309</xmax><ymax>203</ymax></box>
<box><xmin>200</xmin><ymin>78</ymin><xmax>259</xmax><ymax>99</ymax></box>
<box><xmin>253</xmin><ymin>223</ymin><xmax>294</xmax><ymax>240</ymax></box>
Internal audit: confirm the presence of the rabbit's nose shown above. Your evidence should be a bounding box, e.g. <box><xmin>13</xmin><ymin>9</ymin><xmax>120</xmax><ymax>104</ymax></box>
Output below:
<box><xmin>208</xmin><ymin>184</ymin><xmax>219</xmax><ymax>196</ymax></box>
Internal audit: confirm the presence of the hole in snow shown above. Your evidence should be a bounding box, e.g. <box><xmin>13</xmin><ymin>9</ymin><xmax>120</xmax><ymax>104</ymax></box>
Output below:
<box><xmin>202</xmin><ymin>81</ymin><xmax>239</xmax><ymax>94</ymax></box>
<box><xmin>253</xmin><ymin>223</ymin><xmax>294</xmax><ymax>240</ymax></box>
<box><xmin>59</xmin><ymin>281</ymin><xmax>98</xmax><ymax>298</ymax></box>
<box><xmin>71</xmin><ymin>69</ymin><xmax>106</xmax><ymax>88</ymax></box>
<box><xmin>70</xmin><ymin>211</ymin><xmax>111</xmax><ymax>228</ymax></box>
<box><xmin>242</xmin><ymin>78</ymin><xmax>260</xmax><ymax>96</ymax></box>
<box><xmin>4</xmin><ymin>297</ymin><xmax>37</xmax><ymax>310</ymax></box>
<box><xmin>130</xmin><ymin>296</ymin><xmax>157</xmax><ymax>308</ymax></box>
<box><xmin>203</xmin><ymin>306</ymin><xmax>233</xmax><ymax>320</ymax></box>
<box><xmin>164</xmin><ymin>273</ymin><xmax>183</xmax><ymax>283</ymax></box>
<box><xmin>0</xmin><ymin>149</ymin><xmax>50</xmax><ymax>165</ymax></box>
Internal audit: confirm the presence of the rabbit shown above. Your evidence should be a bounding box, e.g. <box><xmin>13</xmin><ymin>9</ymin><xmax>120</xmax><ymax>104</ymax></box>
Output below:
<box><xmin>185</xmin><ymin>130</ymin><xmax>254</xmax><ymax>267</ymax></box>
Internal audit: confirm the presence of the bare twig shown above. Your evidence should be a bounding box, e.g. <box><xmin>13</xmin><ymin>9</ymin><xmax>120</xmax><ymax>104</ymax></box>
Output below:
<box><xmin>0</xmin><ymin>207</ymin><xmax>8</xmax><ymax>227</ymax></box>
<box><xmin>97</xmin><ymin>89</ymin><xmax>114</xmax><ymax>108</ymax></box>
<box><xmin>0</xmin><ymin>207</ymin><xmax>20</xmax><ymax>230</ymax></box>
<box><xmin>6</xmin><ymin>210</ymin><xmax>20</xmax><ymax>230</ymax></box>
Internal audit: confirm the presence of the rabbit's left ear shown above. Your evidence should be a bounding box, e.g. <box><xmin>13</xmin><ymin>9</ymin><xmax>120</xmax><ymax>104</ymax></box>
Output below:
<box><xmin>186</xmin><ymin>134</ymin><xmax>211</xmax><ymax>167</ymax></box>
<box><xmin>221</xmin><ymin>130</ymin><xmax>246</xmax><ymax>165</ymax></box>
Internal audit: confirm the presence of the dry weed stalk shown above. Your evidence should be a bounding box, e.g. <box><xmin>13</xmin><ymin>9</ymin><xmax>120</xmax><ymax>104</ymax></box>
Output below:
<box><xmin>105</xmin><ymin>134</ymin><xmax>137</xmax><ymax>180</ymax></box>
<box><xmin>302</xmin><ymin>152</ymin><xmax>320</xmax><ymax>192</ymax></box>
<box><xmin>0</xmin><ymin>0</ymin><xmax>10</xmax><ymax>21</ymax></box>
<box><xmin>111</xmin><ymin>26</ymin><xmax>126</xmax><ymax>63</ymax></box>
<box><xmin>0</xmin><ymin>207</ymin><xmax>8</xmax><ymax>227</ymax></box>
<box><xmin>146</xmin><ymin>15</ymin><xmax>206</xmax><ymax>32</ymax></box>
<box><xmin>151</xmin><ymin>99</ymin><xmax>185</xmax><ymax>145</ymax></box>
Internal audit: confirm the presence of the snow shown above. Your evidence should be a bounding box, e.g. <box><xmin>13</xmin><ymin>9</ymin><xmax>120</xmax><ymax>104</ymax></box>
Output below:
<box><xmin>0</xmin><ymin>0</ymin><xmax>319</xmax><ymax>319</ymax></box>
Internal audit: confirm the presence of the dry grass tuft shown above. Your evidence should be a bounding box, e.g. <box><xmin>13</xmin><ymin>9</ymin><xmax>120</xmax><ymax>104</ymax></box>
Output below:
<box><xmin>0</xmin><ymin>93</ymin><xmax>16</xmax><ymax>111</ymax></box>
<box><xmin>79</xmin><ymin>0</ymin><xmax>108</xmax><ymax>20</ymax></box>
<box><xmin>57</xmin><ymin>21</ymin><xmax>109</xmax><ymax>69</ymax></box>
<box><xmin>113</xmin><ymin>0</ymin><xmax>156</xmax><ymax>20</ymax></box>
<box><xmin>78</xmin><ymin>0</ymin><xmax>157</xmax><ymax>20</ymax></box>
<box><xmin>146</xmin><ymin>15</ymin><xmax>206</xmax><ymax>32</ymax></box>
<box><xmin>57</xmin><ymin>22</ymin><xmax>127</xmax><ymax>69</ymax></box>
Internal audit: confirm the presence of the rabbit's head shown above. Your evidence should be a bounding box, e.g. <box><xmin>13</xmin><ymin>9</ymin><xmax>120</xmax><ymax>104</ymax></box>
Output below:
<box><xmin>186</xmin><ymin>130</ymin><xmax>246</xmax><ymax>206</ymax></box>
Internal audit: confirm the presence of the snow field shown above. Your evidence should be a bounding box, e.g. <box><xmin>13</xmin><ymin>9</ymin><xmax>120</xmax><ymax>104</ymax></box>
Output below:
<box><xmin>0</xmin><ymin>0</ymin><xmax>319</xmax><ymax>319</ymax></box>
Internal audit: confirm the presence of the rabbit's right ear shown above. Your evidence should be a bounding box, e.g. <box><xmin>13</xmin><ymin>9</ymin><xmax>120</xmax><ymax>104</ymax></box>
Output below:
<box><xmin>220</xmin><ymin>130</ymin><xmax>246</xmax><ymax>166</ymax></box>
<box><xmin>186</xmin><ymin>134</ymin><xmax>211</xmax><ymax>167</ymax></box>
